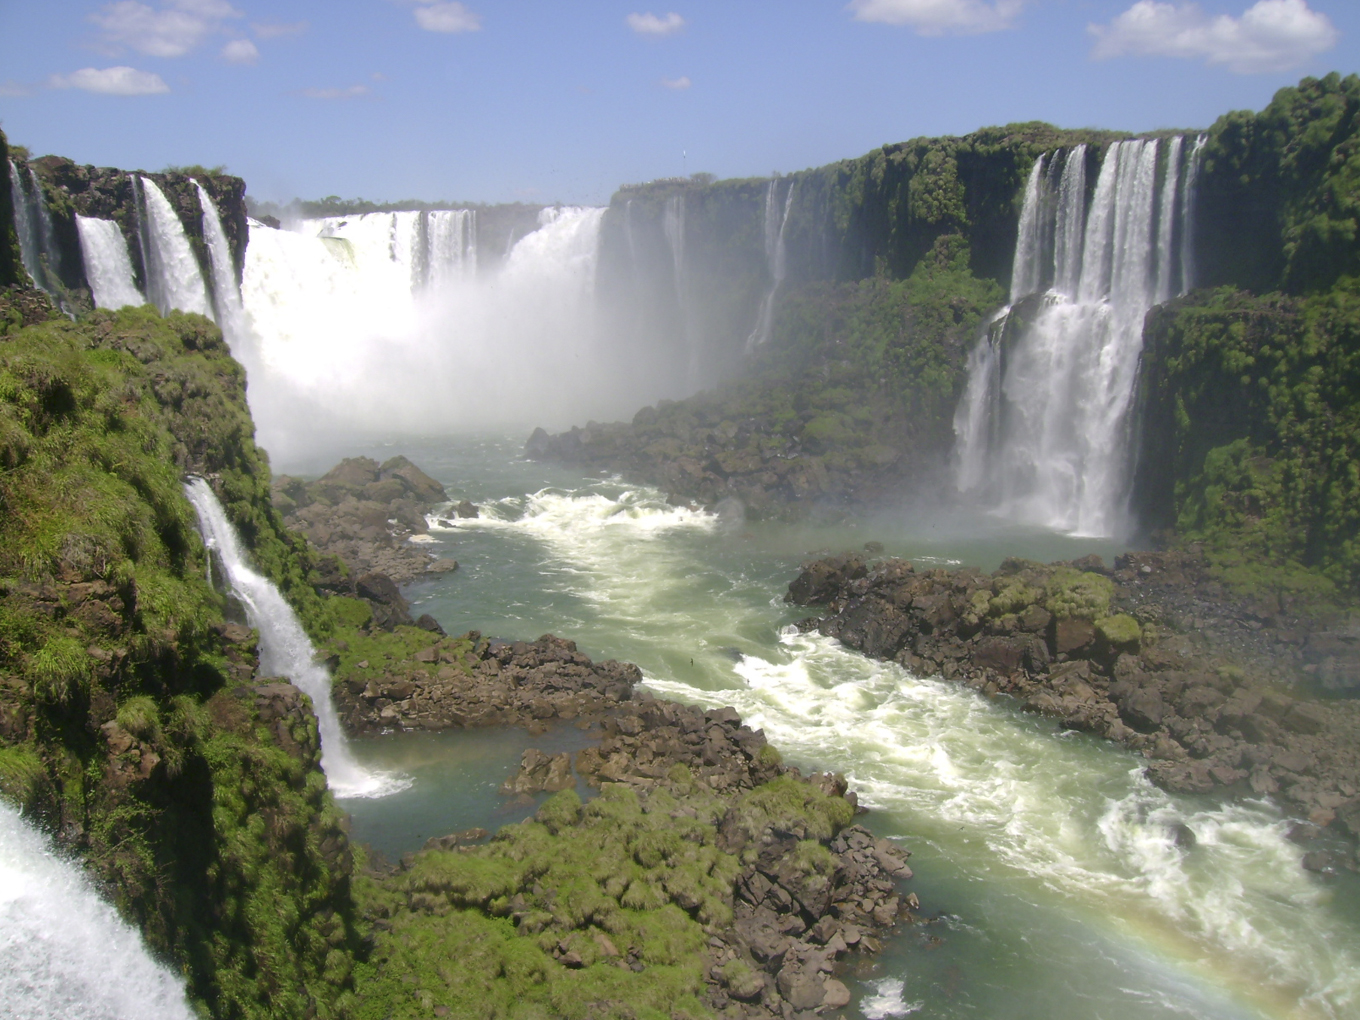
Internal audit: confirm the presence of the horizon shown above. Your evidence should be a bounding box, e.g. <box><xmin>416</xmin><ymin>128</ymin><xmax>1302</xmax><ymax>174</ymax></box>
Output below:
<box><xmin>2</xmin><ymin>1</ymin><xmax>1358</xmax><ymax>207</ymax></box>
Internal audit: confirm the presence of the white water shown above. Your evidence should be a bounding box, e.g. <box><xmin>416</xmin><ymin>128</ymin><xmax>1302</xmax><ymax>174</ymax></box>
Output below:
<box><xmin>194</xmin><ymin>182</ymin><xmax>246</xmax><ymax>347</ymax></box>
<box><xmin>746</xmin><ymin>178</ymin><xmax>796</xmax><ymax>350</ymax></box>
<box><xmin>954</xmin><ymin>137</ymin><xmax>1204</xmax><ymax>537</ymax></box>
<box><xmin>239</xmin><ymin>206</ymin><xmax>608</xmax><ymax>459</ymax></box>
<box><xmin>0</xmin><ymin>802</ymin><xmax>194</xmax><ymax>1020</ymax></box>
<box><xmin>183</xmin><ymin>477</ymin><xmax>404</xmax><ymax>798</ymax></box>
<box><xmin>75</xmin><ymin>216</ymin><xmax>144</xmax><ymax>310</ymax></box>
<box><xmin>134</xmin><ymin>177</ymin><xmax>213</xmax><ymax>320</ymax></box>
<box><xmin>417</xmin><ymin>469</ymin><xmax>1359</xmax><ymax>1019</ymax></box>
<box><xmin>9</xmin><ymin>160</ymin><xmax>56</xmax><ymax>296</ymax></box>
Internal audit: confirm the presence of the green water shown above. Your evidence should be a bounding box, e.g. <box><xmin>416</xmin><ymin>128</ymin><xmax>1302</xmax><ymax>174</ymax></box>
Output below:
<box><xmin>313</xmin><ymin>435</ymin><xmax>1360</xmax><ymax>1020</ymax></box>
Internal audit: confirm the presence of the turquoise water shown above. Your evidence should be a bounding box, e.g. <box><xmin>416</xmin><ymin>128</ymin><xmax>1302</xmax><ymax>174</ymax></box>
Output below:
<box><xmin>315</xmin><ymin>434</ymin><xmax>1360</xmax><ymax>1020</ymax></box>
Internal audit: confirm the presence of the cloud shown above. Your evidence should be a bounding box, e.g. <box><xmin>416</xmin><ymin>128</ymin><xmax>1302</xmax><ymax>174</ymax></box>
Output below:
<box><xmin>221</xmin><ymin>38</ymin><xmax>258</xmax><ymax>63</ymax></box>
<box><xmin>413</xmin><ymin>0</ymin><xmax>481</xmax><ymax>32</ymax></box>
<box><xmin>300</xmin><ymin>84</ymin><xmax>371</xmax><ymax>100</ymax></box>
<box><xmin>627</xmin><ymin>11</ymin><xmax>685</xmax><ymax>35</ymax></box>
<box><xmin>660</xmin><ymin>75</ymin><xmax>691</xmax><ymax>89</ymax></box>
<box><xmin>49</xmin><ymin>66</ymin><xmax>170</xmax><ymax>95</ymax></box>
<box><xmin>848</xmin><ymin>0</ymin><xmax>1022</xmax><ymax>35</ymax></box>
<box><xmin>252</xmin><ymin>20</ymin><xmax>307</xmax><ymax>39</ymax></box>
<box><xmin>89</xmin><ymin>0</ymin><xmax>241</xmax><ymax>58</ymax></box>
<box><xmin>0</xmin><ymin>81</ymin><xmax>33</xmax><ymax>97</ymax></box>
<box><xmin>1089</xmin><ymin>0</ymin><xmax>1338</xmax><ymax>73</ymax></box>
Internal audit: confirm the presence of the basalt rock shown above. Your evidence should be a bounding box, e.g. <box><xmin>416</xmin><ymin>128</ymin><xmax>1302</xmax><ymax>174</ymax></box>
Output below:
<box><xmin>789</xmin><ymin>549</ymin><xmax>1360</xmax><ymax>854</ymax></box>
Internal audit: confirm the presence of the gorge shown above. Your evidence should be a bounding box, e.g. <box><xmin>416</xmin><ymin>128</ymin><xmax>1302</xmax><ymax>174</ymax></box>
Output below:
<box><xmin>2</xmin><ymin>70</ymin><xmax>1360</xmax><ymax>1020</ymax></box>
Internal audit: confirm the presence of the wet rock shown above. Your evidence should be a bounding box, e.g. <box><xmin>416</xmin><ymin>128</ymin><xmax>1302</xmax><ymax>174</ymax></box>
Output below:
<box><xmin>454</xmin><ymin>500</ymin><xmax>479</xmax><ymax>519</ymax></box>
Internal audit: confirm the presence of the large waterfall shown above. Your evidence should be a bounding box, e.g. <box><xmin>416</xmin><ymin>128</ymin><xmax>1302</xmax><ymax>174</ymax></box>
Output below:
<box><xmin>184</xmin><ymin>477</ymin><xmax>403</xmax><ymax>798</ymax></box>
<box><xmin>745</xmin><ymin>178</ymin><xmax>795</xmax><ymax>350</ymax></box>
<box><xmin>134</xmin><ymin>177</ymin><xmax>213</xmax><ymax>320</ymax></box>
<box><xmin>239</xmin><ymin>205</ymin><xmax>608</xmax><ymax>458</ymax></box>
<box><xmin>0</xmin><ymin>802</ymin><xmax>194</xmax><ymax>1019</ymax></box>
<box><xmin>76</xmin><ymin>216</ymin><xmax>144</xmax><ymax>310</ymax></box>
<box><xmin>953</xmin><ymin>137</ymin><xmax>1204</xmax><ymax>537</ymax></box>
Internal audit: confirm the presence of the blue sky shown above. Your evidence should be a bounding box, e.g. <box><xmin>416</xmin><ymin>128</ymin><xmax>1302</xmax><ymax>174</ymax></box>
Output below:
<box><xmin>2</xmin><ymin>1</ymin><xmax>1357</xmax><ymax>205</ymax></box>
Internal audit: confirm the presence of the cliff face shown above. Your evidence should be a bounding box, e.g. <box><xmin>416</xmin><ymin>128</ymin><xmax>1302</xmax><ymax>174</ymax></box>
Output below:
<box><xmin>0</xmin><ymin>296</ymin><xmax>358</xmax><ymax>1018</ymax></box>
<box><xmin>2</xmin><ymin>130</ymin><xmax>249</xmax><ymax>312</ymax></box>
<box><xmin>1131</xmin><ymin>75</ymin><xmax>1360</xmax><ymax>597</ymax></box>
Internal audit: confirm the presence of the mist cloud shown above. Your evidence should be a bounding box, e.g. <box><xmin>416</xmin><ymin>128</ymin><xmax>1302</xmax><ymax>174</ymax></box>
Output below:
<box><xmin>50</xmin><ymin>66</ymin><xmax>171</xmax><ymax>95</ymax></box>
<box><xmin>627</xmin><ymin>12</ymin><xmax>686</xmax><ymax>36</ymax></box>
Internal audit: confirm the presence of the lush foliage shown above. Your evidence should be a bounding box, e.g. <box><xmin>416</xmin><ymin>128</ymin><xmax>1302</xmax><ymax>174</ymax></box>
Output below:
<box><xmin>0</xmin><ymin>302</ymin><xmax>360</xmax><ymax>1018</ymax></box>
<box><xmin>1198</xmin><ymin>72</ymin><xmax>1360</xmax><ymax>295</ymax></box>
<box><xmin>1137</xmin><ymin>282</ymin><xmax>1360</xmax><ymax>597</ymax></box>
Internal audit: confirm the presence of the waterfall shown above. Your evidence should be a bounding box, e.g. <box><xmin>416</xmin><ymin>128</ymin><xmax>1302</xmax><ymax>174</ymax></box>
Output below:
<box><xmin>423</xmin><ymin>209</ymin><xmax>477</xmax><ymax>288</ymax></box>
<box><xmin>193</xmin><ymin>182</ymin><xmax>246</xmax><ymax>348</ymax></box>
<box><xmin>953</xmin><ymin>136</ymin><xmax>1204</xmax><ymax>537</ymax></box>
<box><xmin>0</xmin><ymin>802</ymin><xmax>194</xmax><ymax>1020</ymax></box>
<box><xmin>240</xmin><ymin>205</ymin><xmax>608</xmax><ymax>454</ymax></box>
<box><xmin>9</xmin><ymin>161</ymin><xmax>56</xmax><ymax>295</ymax></box>
<box><xmin>76</xmin><ymin>216</ymin><xmax>144</xmax><ymax>311</ymax></box>
<box><xmin>133</xmin><ymin>177</ymin><xmax>213</xmax><ymax>320</ymax></box>
<box><xmin>746</xmin><ymin>178</ymin><xmax>795</xmax><ymax>350</ymax></box>
<box><xmin>183</xmin><ymin>477</ymin><xmax>403</xmax><ymax>798</ymax></box>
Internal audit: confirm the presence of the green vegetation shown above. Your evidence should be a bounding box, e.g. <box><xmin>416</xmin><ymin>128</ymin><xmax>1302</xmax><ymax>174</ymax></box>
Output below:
<box><xmin>1138</xmin><ymin>282</ymin><xmax>1360</xmax><ymax>600</ymax></box>
<box><xmin>162</xmin><ymin>164</ymin><xmax>228</xmax><ymax>177</ymax></box>
<box><xmin>0</xmin><ymin>299</ymin><xmax>360</xmax><ymax>1019</ymax></box>
<box><xmin>349</xmin><ymin>776</ymin><xmax>855</xmax><ymax>1020</ymax></box>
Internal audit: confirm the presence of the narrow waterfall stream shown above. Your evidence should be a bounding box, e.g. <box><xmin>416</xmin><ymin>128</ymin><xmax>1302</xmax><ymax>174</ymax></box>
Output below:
<box><xmin>746</xmin><ymin>178</ymin><xmax>795</xmax><ymax>350</ymax></box>
<box><xmin>0</xmin><ymin>802</ymin><xmax>194</xmax><ymax>1020</ymax></box>
<box><xmin>954</xmin><ymin>137</ymin><xmax>1205</xmax><ymax>537</ymax></box>
<box><xmin>183</xmin><ymin>477</ymin><xmax>405</xmax><ymax>798</ymax></box>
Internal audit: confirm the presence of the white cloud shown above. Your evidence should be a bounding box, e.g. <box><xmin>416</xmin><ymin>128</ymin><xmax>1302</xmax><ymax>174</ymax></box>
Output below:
<box><xmin>49</xmin><ymin>66</ymin><xmax>170</xmax><ymax>95</ymax></box>
<box><xmin>300</xmin><ymin>84</ymin><xmax>370</xmax><ymax>100</ymax></box>
<box><xmin>89</xmin><ymin>0</ymin><xmax>241</xmax><ymax>58</ymax></box>
<box><xmin>413</xmin><ymin>0</ymin><xmax>481</xmax><ymax>33</ymax></box>
<box><xmin>221</xmin><ymin>38</ymin><xmax>258</xmax><ymax>63</ymax></box>
<box><xmin>660</xmin><ymin>75</ymin><xmax>691</xmax><ymax>89</ymax></box>
<box><xmin>848</xmin><ymin>0</ymin><xmax>1022</xmax><ymax>35</ymax></box>
<box><xmin>252</xmin><ymin>20</ymin><xmax>307</xmax><ymax>39</ymax></box>
<box><xmin>0</xmin><ymin>81</ymin><xmax>33</xmax><ymax>97</ymax></box>
<box><xmin>627</xmin><ymin>12</ymin><xmax>685</xmax><ymax>36</ymax></box>
<box><xmin>1090</xmin><ymin>0</ymin><xmax>1338</xmax><ymax>73</ymax></box>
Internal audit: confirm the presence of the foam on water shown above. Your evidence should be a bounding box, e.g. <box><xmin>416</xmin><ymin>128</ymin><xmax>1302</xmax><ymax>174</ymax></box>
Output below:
<box><xmin>646</xmin><ymin>627</ymin><xmax>1358</xmax><ymax>1019</ymax></box>
<box><xmin>0</xmin><ymin>802</ymin><xmax>194</xmax><ymax>1020</ymax></box>
<box><xmin>860</xmin><ymin>978</ymin><xmax>922</xmax><ymax>1019</ymax></box>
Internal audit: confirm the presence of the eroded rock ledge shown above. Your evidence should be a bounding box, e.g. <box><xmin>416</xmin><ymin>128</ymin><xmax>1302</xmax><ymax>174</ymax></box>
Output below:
<box><xmin>335</xmin><ymin>632</ymin><xmax>923</xmax><ymax>1016</ymax></box>
<box><xmin>787</xmin><ymin>551</ymin><xmax>1360</xmax><ymax>870</ymax></box>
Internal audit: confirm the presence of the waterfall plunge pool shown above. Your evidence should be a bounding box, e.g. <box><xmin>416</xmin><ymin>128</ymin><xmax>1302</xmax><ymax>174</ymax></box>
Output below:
<box><xmin>311</xmin><ymin>434</ymin><xmax>1359</xmax><ymax>1020</ymax></box>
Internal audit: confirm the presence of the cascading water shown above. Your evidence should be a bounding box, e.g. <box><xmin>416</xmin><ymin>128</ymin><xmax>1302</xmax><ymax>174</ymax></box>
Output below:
<box><xmin>76</xmin><ymin>216</ymin><xmax>144</xmax><ymax>310</ymax></box>
<box><xmin>134</xmin><ymin>176</ymin><xmax>213</xmax><ymax>320</ymax></box>
<box><xmin>194</xmin><ymin>181</ymin><xmax>247</xmax><ymax>348</ymax></box>
<box><xmin>183</xmin><ymin>477</ymin><xmax>403</xmax><ymax>798</ymax></box>
<box><xmin>9</xmin><ymin>160</ymin><xmax>57</xmax><ymax>296</ymax></box>
<box><xmin>239</xmin><ymin>205</ymin><xmax>609</xmax><ymax>459</ymax></box>
<box><xmin>423</xmin><ymin>209</ymin><xmax>477</xmax><ymax>289</ymax></box>
<box><xmin>953</xmin><ymin>137</ymin><xmax>1205</xmax><ymax>537</ymax></box>
<box><xmin>745</xmin><ymin>178</ymin><xmax>795</xmax><ymax>350</ymax></box>
<box><xmin>0</xmin><ymin>802</ymin><xmax>194</xmax><ymax>1019</ymax></box>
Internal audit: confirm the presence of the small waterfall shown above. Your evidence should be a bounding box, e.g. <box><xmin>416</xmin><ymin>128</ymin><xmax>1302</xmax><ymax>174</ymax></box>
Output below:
<box><xmin>133</xmin><ymin>176</ymin><xmax>213</xmax><ymax>320</ymax></box>
<box><xmin>76</xmin><ymin>216</ymin><xmax>144</xmax><ymax>310</ymax></box>
<box><xmin>184</xmin><ymin>477</ymin><xmax>402</xmax><ymax>798</ymax></box>
<box><xmin>9</xmin><ymin>160</ymin><xmax>57</xmax><ymax>295</ymax></box>
<box><xmin>193</xmin><ymin>182</ymin><xmax>246</xmax><ymax>348</ymax></box>
<box><xmin>0</xmin><ymin>802</ymin><xmax>194</xmax><ymax>1020</ymax></box>
<box><xmin>954</xmin><ymin>136</ymin><xmax>1204</xmax><ymax>537</ymax></box>
<box><xmin>745</xmin><ymin>178</ymin><xmax>795</xmax><ymax>350</ymax></box>
<box><xmin>1180</xmin><ymin>135</ymin><xmax>1207</xmax><ymax>292</ymax></box>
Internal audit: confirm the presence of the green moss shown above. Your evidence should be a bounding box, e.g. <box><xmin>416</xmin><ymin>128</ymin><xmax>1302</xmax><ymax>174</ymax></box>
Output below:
<box><xmin>1044</xmin><ymin>568</ymin><xmax>1114</xmax><ymax>621</ymax></box>
<box><xmin>115</xmin><ymin>695</ymin><xmax>161</xmax><ymax>741</ymax></box>
<box><xmin>1095</xmin><ymin>614</ymin><xmax>1141</xmax><ymax>652</ymax></box>
<box><xmin>27</xmin><ymin>636</ymin><xmax>91</xmax><ymax>704</ymax></box>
